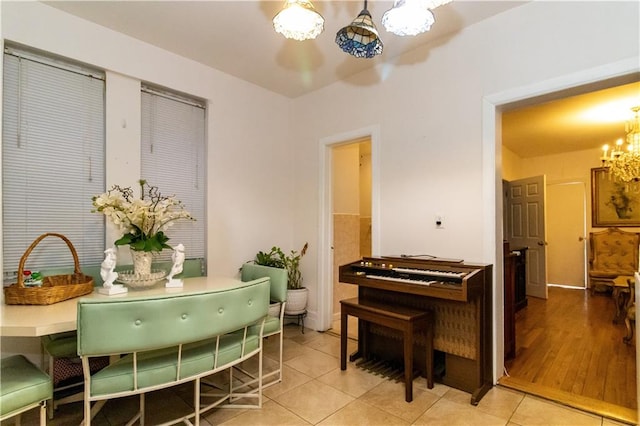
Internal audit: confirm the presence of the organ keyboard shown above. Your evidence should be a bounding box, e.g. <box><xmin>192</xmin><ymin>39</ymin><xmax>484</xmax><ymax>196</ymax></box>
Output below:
<box><xmin>339</xmin><ymin>256</ymin><xmax>493</xmax><ymax>405</ymax></box>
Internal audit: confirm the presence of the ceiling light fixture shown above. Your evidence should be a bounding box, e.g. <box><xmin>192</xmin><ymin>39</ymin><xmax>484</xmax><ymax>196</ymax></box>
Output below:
<box><xmin>601</xmin><ymin>106</ymin><xmax>640</xmax><ymax>183</ymax></box>
<box><xmin>273</xmin><ymin>0</ymin><xmax>324</xmax><ymax>41</ymax></box>
<box><xmin>335</xmin><ymin>0</ymin><xmax>383</xmax><ymax>59</ymax></box>
<box><xmin>382</xmin><ymin>0</ymin><xmax>434</xmax><ymax>36</ymax></box>
<box><xmin>382</xmin><ymin>0</ymin><xmax>452</xmax><ymax>36</ymax></box>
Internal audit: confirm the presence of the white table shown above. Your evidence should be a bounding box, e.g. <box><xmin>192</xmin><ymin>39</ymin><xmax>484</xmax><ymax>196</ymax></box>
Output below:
<box><xmin>1</xmin><ymin>276</ymin><xmax>243</xmax><ymax>337</ymax></box>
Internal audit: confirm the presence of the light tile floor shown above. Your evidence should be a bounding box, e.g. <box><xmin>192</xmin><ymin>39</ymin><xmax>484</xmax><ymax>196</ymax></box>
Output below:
<box><xmin>16</xmin><ymin>324</ymin><xmax>633</xmax><ymax>426</ymax></box>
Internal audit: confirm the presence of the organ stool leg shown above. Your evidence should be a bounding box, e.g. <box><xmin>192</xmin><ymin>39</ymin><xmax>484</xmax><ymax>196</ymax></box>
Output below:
<box><xmin>424</xmin><ymin>315</ymin><xmax>434</xmax><ymax>389</ymax></box>
<box><xmin>403</xmin><ymin>323</ymin><xmax>414</xmax><ymax>402</ymax></box>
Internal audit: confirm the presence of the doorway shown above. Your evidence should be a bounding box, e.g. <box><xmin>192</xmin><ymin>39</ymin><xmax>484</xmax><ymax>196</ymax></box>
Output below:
<box><xmin>488</xmin><ymin>69</ymin><xmax>639</xmax><ymax>421</ymax></box>
<box><xmin>547</xmin><ymin>181</ymin><xmax>587</xmax><ymax>288</ymax></box>
<box><xmin>318</xmin><ymin>124</ymin><xmax>380</xmax><ymax>332</ymax></box>
<box><xmin>330</xmin><ymin>139</ymin><xmax>372</xmax><ymax>327</ymax></box>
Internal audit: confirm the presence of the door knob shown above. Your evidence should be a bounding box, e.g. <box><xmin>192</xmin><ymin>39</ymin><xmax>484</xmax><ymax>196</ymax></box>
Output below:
<box><xmin>537</xmin><ymin>241</ymin><xmax>547</xmax><ymax>246</ymax></box>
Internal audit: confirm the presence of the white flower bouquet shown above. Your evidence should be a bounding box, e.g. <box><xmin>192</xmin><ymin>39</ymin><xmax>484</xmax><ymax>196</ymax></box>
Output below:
<box><xmin>92</xmin><ymin>180</ymin><xmax>194</xmax><ymax>252</ymax></box>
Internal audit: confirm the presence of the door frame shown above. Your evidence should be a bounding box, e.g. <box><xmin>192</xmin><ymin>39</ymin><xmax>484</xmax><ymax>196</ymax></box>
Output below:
<box><xmin>482</xmin><ymin>58</ymin><xmax>639</xmax><ymax>399</ymax></box>
<box><xmin>317</xmin><ymin>125</ymin><xmax>381</xmax><ymax>331</ymax></box>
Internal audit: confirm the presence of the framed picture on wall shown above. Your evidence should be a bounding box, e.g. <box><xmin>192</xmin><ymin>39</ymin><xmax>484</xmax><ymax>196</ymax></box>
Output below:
<box><xmin>591</xmin><ymin>167</ymin><xmax>640</xmax><ymax>227</ymax></box>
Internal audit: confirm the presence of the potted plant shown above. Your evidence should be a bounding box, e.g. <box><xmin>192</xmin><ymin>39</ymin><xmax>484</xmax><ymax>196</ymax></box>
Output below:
<box><xmin>281</xmin><ymin>242</ymin><xmax>308</xmax><ymax>314</ymax></box>
<box><xmin>254</xmin><ymin>243</ymin><xmax>308</xmax><ymax>314</ymax></box>
<box><xmin>254</xmin><ymin>247</ymin><xmax>285</xmax><ymax>269</ymax></box>
<box><xmin>252</xmin><ymin>247</ymin><xmax>286</xmax><ymax>317</ymax></box>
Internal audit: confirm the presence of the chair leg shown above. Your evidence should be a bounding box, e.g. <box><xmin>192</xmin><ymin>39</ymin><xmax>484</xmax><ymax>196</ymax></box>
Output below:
<box><xmin>140</xmin><ymin>393</ymin><xmax>145</xmax><ymax>426</ymax></box>
<box><xmin>39</xmin><ymin>401</ymin><xmax>47</xmax><ymax>426</ymax></box>
<box><xmin>276</xmin><ymin>330</ymin><xmax>283</xmax><ymax>384</ymax></box>
<box><xmin>193</xmin><ymin>378</ymin><xmax>200</xmax><ymax>426</ymax></box>
<box><xmin>624</xmin><ymin>317</ymin><xmax>635</xmax><ymax>344</ymax></box>
<box><xmin>47</xmin><ymin>354</ymin><xmax>54</xmax><ymax>419</ymax></box>
<box><xmin>83</xmin><ymin>397</ymin><xmax>91</xmax><ymax>426</ymax></box>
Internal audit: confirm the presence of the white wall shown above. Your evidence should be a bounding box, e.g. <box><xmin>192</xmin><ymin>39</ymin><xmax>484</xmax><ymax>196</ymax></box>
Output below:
<box><xmin>502</xmin><ymin>146</ymin><xmax>523</xmax><ymax>182</ymax></box>
<box><xmin>507</xmin><ymin>146</ymin><xmax>640</xmax><ymax>234</ymax></box>
<box><xmin>291</xmin><ymin>0</ymin><xmax>639</xmax><ymax>370</ymax></box>
<box><xmin>333</xmin><ymin>144</ymin><xmax>360</xmax><ymax>215</ymax></box>
<box><xmin>0</xmin><ymin>1</ymin><xmax>294</xmax><ymax>277</ymax></box>
<box><xmin>0</xmin><ymin>2</ymin><xmax>294</xmax><ymax>359</ymax></box>
<box><xmin>294</xmin><ymin>0</ymin><xmax>638</xmax><ymax>265</ymax></box>
<box><xmin>1</xmin><ymin>1</ymin><xmax>639</xmax><ymax>367</ymax></box>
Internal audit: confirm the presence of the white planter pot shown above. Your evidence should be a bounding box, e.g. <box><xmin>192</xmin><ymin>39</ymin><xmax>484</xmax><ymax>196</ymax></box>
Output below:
<box><xmin>285</xmin><ymin>288</ymin><xmax>308</xmax><ymax>314</ymax></box>
<box><xmin>268</xmin><ymin>302</ymin><xmax>282</xmax><ymax>317</ymax></box>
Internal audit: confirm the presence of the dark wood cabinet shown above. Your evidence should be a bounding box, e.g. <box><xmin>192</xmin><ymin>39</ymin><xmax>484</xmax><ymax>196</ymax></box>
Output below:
<box><xmin>504</xmin><ymin>250</ymin><xmax>517</xmax><ymax>360</ymax></box>
<box><xmin>512</xmin><ymin>247</ymin><xmax>528</xmax><ymax>311</ymax></box>
<box><xmin>504</xmin><ymin>244</ymin><xmax>527</xmax><ymax>360</ymax></box>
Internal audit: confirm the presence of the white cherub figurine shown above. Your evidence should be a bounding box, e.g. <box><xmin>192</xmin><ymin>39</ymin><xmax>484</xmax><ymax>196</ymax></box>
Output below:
<box><xmin>99</xmin><ymin>248</ymin><xmax>127</xmax><ymax>295</ymax></box>
<box><xmin>166</xmin><ymin>244</ymin><xmax>185</xmax><ymax>288</ymax></box>
<box><xmin>100</xmin><ymin>248</ymin><xmax>118</xmax><ymax>287</ymax></box>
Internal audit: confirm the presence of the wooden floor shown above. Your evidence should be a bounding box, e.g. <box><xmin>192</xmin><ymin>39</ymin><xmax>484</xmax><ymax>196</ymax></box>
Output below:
<box><xmin>504</xmin><ymin>286</ymin><xmax>637</xmax><ymax>412</ymax></box>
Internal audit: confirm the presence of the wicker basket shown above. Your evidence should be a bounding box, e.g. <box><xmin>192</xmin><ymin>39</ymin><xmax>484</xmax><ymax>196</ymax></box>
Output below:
<box><xmin>3</xmin><ymin>233</ymin><xmax>95</xmax><ymax>305</ymax></box>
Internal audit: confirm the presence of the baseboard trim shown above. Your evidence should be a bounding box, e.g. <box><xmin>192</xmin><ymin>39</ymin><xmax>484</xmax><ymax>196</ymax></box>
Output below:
<box><xmin>498</xmin><ymin>375</ymin><xmax>637</xmax><ymax>425</ymax></box>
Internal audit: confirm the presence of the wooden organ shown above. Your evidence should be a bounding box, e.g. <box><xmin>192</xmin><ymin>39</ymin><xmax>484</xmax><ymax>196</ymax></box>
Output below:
<box><xmin>339</xmin><ymin>256</ymin><xmax>493</xmax><ymax>405</ymax></box>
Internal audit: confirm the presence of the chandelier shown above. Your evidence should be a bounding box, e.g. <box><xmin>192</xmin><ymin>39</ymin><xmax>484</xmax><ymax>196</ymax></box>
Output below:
<box><xmin>601</xmin><ymin>106</ymin><xmax>640</xmax><ymax>183</ymax></box>
<box><xmin>272</xmin><ymin>0</ymin><xmax>325</xmax><ymax>41</ymax></box>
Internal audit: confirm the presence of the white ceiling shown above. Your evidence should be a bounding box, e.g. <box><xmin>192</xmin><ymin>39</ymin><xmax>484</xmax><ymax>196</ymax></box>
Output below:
<box><xmin>43</xmin><ymin>0</ymin><xmax>640</xmax><ymax>158</ymax></box>
<box><xmin>43</xmin><ymin>0</ymin><xmax>525</xmax><ymax>99</ymax></box>
<box><xmin>503</xmin><ymin>80</ymin><xmax>640</xmax><ymax>158</ymax></box>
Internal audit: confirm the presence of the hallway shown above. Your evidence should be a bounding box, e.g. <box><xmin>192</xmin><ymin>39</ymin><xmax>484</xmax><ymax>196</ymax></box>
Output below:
<box><xmin>503</xmin><ymin>286</ymin><xmax>636</xmax><ymax>424</ymax></box>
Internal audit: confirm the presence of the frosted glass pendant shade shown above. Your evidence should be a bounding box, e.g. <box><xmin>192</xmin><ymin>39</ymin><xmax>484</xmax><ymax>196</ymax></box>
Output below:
<box><xmin>273</xmin><ymin>0</ymin><xmax>324</xmax><ymax>41</ymax></box>
<box><xmin>425</xmin><ymin>0</ymin><xmax>453</xmax><ymax>8</ymax></box>
<box><xmin>382</xmin><ymin>0</ymin><xmax>436</xmax><ymax>36</ymax></box>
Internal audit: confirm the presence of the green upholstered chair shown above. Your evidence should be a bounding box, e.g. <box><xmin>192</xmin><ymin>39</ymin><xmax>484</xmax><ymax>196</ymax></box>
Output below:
<box><xmin>36</xmin><ymin>265</ymin><xmax>102</xmax><ymax>419</ymax></box>
<box><xmin>77</xmin><ymin>278</ymin><xmax>269</xmax><ymax>426</ymax></box>
<box><xmin>1</xmin><ymin>355</ymin><xmax>52</xmax><ymax>426</ymax></box>
<box><xmin>41</xmin><ymin>258</ymin><xmax>205</xmax><ymax>418</ymax></box>
<box><xmin>239</xmin><ymin>263</ymin><xmax>288</xmax><ymax>388</ymax></box>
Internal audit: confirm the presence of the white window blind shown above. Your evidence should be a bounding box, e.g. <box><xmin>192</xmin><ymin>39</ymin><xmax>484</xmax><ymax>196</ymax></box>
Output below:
<box><xmin>141</xmin><ymin>86</ymin><xmax>206</xmax><ymax>263</ymax></box>
<box><xmin>2</xmin><ymin>48</ymin><xmax>105</xmax><ymax>279</ymax></box>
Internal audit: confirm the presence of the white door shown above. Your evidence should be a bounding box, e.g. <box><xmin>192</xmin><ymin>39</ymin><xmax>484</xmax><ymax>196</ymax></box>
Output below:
<box><xmin>507</xmin><ymin>175</ymin><xmax>548</xmax><ymax>299</ymax></box>
<box><xmin>546</xmin><ymin>182</ymin><xmax>586</xmax><ymax>288</ymax></box>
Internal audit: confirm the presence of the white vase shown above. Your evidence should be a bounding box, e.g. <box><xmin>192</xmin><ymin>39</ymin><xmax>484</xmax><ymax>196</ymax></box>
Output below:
<box><xmin>285</xmin><ymin>288</ymin><xmax>308</xmax><ymax>314</ymax></box>
<box><xmin>131</xmin><ymin>249</ymin><xmax>153</xmax><ymax>277</ymax></box>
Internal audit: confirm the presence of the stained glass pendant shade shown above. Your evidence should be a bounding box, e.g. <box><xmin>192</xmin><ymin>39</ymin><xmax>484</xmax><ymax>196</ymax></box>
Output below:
<box><xmin>335</xmin><ymin>1</ymin><xmax>383</xmax><ymax>59</ymax></box>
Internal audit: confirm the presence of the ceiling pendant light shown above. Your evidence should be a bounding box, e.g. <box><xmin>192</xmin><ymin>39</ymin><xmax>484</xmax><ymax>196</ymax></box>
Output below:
<box><xmin>424</xmin><ymin>0</ymin><xmax>454</xmax><ymax>8</ymax></box>
<box><xmin>382</xmin><ymin>0</ymin><xmax>452</xmax><ymax>36</ymax></box>
<box><xmin>382</xmin><ymin>0</ymin><xmax>434</xmax><ymax>36</ymax></box>
<box><xmin>335</xmin><ymin>0</ymin><xmax>383</xmax><ymax>58</ymax></box>
<box><xmin>273</xmin><ymin>0</ymin><xmax>324</xmax><ymax>41</ymax></box>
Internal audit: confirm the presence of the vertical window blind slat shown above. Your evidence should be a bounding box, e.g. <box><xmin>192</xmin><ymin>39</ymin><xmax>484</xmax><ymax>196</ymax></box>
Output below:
<box><xmin>2</xmin><ymin>53</ymin><xmax>106</xmax><ymax>279</ymax></box>
<box><xmin>140</xmin><ymin>90</ymin><xmax>206</xmax><ymax>263</ymax></box>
